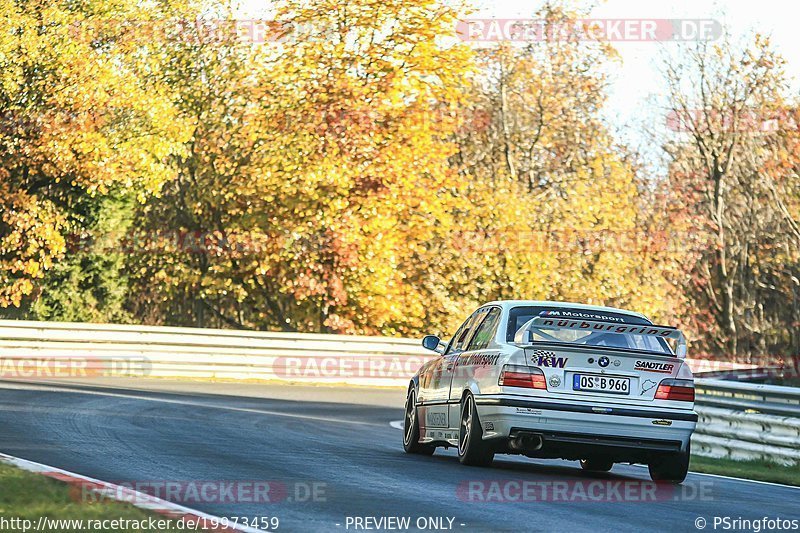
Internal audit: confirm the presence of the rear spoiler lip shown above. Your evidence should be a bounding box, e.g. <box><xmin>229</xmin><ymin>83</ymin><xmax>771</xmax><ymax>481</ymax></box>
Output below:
<box><xmin>514</xmin><ymin>316</ymin><xmax>687</xmax><ymax>358</ymax></box>
<box><xmin>508</xmin><ymin>340</ymin><xmax>681</xmax><ymax>359</ymax></box>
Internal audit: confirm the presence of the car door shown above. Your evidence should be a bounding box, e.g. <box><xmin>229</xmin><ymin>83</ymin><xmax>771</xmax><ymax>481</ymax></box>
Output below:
<box><xmin>448</xmin><ymin>306</ymin><xmax>503</xmax><ymax>422</ymax></box>
<box><xmin>418</xmin><ymin>308</ymin><xmax>485</xmax><ymax>433</ymax></box>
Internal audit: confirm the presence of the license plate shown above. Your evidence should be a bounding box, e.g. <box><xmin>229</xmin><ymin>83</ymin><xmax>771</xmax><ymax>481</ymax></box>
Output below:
<box><xmin>572</xmin><ymin>374</ymin><xmax>630</xmax><ymax>395</ymax></box>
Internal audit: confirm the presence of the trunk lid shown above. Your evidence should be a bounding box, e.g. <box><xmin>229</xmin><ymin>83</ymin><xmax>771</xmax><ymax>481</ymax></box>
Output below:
<box><xmin>524</xmin><ymin>344</ymin><xmax>682</xmax><ymax>405</ymax></box>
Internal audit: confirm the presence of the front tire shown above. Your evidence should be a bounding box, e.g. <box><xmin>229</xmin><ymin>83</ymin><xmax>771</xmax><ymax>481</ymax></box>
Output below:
<box><xmin>648</xmin><ymin>444</ymin><xmax>690</xmax><ymax>484</ymax></box>
<box><xmin>403</xmin><ymin>389</ymin><xmax>434</xmax><ymax>455</ymax></box>
<box><xmin>458</xmin><ymin>393</ymin><xmax>494</xmax><ymax>466</ymax></box>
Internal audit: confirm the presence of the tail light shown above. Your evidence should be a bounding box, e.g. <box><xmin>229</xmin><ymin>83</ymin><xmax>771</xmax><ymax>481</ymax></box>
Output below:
<box><xmin>654</xmin><ymin>378</ymin><xmax>695</xmax><ymax>401</ymax></box>
<box><xmin>499</xmin><ymin>365</ymin><xmax>547</xmax><ymax>389</ymax></box>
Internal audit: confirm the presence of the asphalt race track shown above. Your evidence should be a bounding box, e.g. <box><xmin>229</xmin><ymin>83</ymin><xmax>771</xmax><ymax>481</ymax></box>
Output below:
<box><xmin>0</xmin><ymin>379</ymin><xmax>797</xmax><ymax>532</ymax></box>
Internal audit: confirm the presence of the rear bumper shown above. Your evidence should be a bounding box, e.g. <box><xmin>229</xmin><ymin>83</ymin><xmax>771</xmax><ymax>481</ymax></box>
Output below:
<box><xmin>475</xmin><ymin>395</ymin><xmax>695</xmax><ymax>459</ymax></box>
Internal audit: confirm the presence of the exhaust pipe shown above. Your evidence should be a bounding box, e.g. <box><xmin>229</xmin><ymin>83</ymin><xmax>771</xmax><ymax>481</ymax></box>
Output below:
<box><xmin>509</xmin><ymin>434</ymin><xmax>543</xmax><ymax>452</ymax></box>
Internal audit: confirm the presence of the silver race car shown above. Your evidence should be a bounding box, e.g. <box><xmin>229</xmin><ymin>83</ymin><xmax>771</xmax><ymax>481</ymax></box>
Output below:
<box><xmin>403</xmin><ymin>300</ymin><xmax>696</xmax><ymax>483</ymax></box>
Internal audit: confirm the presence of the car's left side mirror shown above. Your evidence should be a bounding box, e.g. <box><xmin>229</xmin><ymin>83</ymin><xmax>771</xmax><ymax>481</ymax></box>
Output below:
<box><xmin>422</xmin><ymin>335</ymin><xmax>443</xmax><ymax>354</ymax></box>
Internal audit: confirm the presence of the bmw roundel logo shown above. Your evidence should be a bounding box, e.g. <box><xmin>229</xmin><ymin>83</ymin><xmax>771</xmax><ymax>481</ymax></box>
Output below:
<box><xmin>598</xmin><ymin>356</ymin><xmax>610</xmax><ymax>368</ymax></box>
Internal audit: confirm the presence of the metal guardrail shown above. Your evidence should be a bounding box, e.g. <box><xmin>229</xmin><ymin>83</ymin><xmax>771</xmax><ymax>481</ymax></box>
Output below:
<box><xmin>693</xmin><ymin>379</ymin><xmax>800</xmax><ymax>464</ymax></box>
<box><xmin>695</xmin><ymin>379</ymin><xmax>800</xmax><ymax>416</ymax></box>
<box><xmin>0</xmin><ymin>320</ymin><xmax>433</xmax><ymax>387</ymax></box>
<box><xmin>693</xmin><ymin>366</ymin><xmax>786</xmax><ymax>382</ymax></box>
<box><xmin>0</xmin><ymin>320</ymin><xmax>797</xmax><ymax>464</ymax></box>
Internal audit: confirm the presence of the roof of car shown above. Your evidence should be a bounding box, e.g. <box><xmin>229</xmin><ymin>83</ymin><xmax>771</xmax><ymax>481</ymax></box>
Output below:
<box><xmin>483</xmin><ymin>300</ymin><xmax>650</xmax><ymax>321</ymax></box>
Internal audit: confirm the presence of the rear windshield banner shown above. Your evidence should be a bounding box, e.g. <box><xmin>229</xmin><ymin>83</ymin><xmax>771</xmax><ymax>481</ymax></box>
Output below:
<box><xmin>539</xmin><ymin>309</ymin><xmax>629</xmax><ymax>324</ymax></box>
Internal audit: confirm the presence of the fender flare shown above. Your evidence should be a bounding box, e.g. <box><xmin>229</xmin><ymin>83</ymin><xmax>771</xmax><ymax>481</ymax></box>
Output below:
<box><xmin>462</xmin><ymin>381</ymin><xmax>481</xmax><ymax>401</ymax></box>
<box><xmin>409</xmin><ymin>374</ymin><xmax>420</xmax><ymax>395</ymax></box>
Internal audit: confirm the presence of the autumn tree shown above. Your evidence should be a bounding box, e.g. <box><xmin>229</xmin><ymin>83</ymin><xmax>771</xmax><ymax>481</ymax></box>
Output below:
<box><xmin>0</xmin><ymin>0</ymin><xmax>186</xmax><ymax>312</ymax></box>
<box><xmin>436</xmin><ymin>3</ymin><xmax>676</xmax><ymax>335</ymax></box>
<box><xmin>662</xmin><ymin>35</ymin><xmax>800</xmax><ymax>360</ymax></box>
<box><xmin>123</xmin><ymin>10</ymin><xmax>277</xmax><ymax>328</ymax></box>
<box><xmin>129</xmin><ymin>0</ymin><xmax>475</xmax><ymax>335</ymax></box>
<box><xmin>246</xmin><ymin>0</ymin><xmax>474</xmax><ymax>335</ymax></box>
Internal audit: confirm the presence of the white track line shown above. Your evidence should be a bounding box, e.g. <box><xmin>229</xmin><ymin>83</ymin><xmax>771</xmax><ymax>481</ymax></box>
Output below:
<box><xmin>389</xmin><ymin>420</ymin><xmax>404</xmax><ymax>430</ymax></box>
<box><xmin>0</xmin><ymin>381</ymin><xmax>379</xmax><ymax>426</ymax></box>
<box><xmin>0</xmin><ymin>452</ymin><xmax>262</xmax><ymax>532</ymax></box>
<box><xmin>686</xmin><ymin>470</ymin><xmax>800</xmax><ymax>489</ymax></box>
<box><xmin>629</xmin><ymin>463</ymin><xmax>800</xmax><ymax>490</ymax></box>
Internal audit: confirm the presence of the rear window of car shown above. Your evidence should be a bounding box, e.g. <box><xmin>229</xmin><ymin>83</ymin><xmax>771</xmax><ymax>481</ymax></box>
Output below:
<box><xmin>506</xmin><ymin>306</ymin><xmax>672</xmax><ymax>355</ymax></box>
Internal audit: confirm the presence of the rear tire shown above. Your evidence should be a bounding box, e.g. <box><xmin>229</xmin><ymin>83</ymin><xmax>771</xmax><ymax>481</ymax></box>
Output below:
<box><xmin>580</xmin><ymin>459</ymin><xmax>613</xmax><ymax>472</ymax></box>
<box><xmin>403</xmin><ymin>388</ymin><xmax>435</xmax><ymax>455</ymax></box>
<box><xmin>648</xmin><ymin>444</ymin><xmax>690</xmax><ymax>484</ymax></box>
<box><xmin>458</xmin><ymin>393</ymin><xmax>494</xmax><ymax>466</ymax></box>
